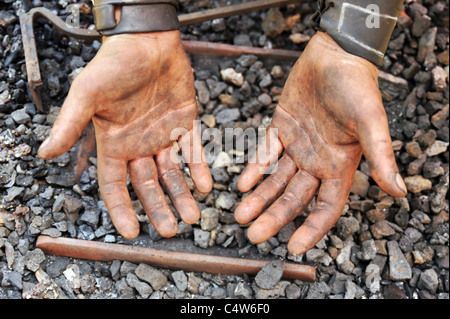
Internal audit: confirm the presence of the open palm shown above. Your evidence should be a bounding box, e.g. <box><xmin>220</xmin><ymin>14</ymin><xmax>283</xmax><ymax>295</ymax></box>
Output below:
<box><xmin>235</xmin><ymin>32</ymin><xmax>407</xmax><ymax>255</ymax></box>
<box><xmin>39</xmin><ymin>31</ymin><xmax>212</xmax><ymax>239</ymax></box>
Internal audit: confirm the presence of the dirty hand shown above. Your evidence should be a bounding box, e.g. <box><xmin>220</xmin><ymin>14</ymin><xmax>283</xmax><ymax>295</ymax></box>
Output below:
<box><xmin>235</xmin><ymin>31</ymin><xmax>407</xmax><ymax>255</ymax></box>
<box><xmin>38</xmin><ymin>31</ymin><xmax>213</xmax><ymax>239</ymax></box>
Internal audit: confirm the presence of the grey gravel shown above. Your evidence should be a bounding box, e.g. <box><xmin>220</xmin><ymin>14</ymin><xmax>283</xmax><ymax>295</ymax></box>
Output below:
<box><xmin>23</xmin><ymin>248</ymin><xmax>45</xmax><ymax>272</ymax></box>
<box><xmin>171</xmin><ymin>270</ymin><xmax>188</xmax><ymax>292</ymax></box>
<box><xmin>193</xmin><ymin>228</ymin><xmax>211</xmax><ymax>249</ymax></box>
<box><xmin>135</xmin><ymin>264</ymin><xmax>167</xmax><ymax>291</ymax></box>
<box><xmin>388</xmin><ymin>241</ymin><xmax>413</xmax><ymax>281</ymax></box>
<box><xmin>126</xmin><ymin>273</ymin><xmax>153</xmax><ymax>298</ymax></box>
<box><xmin>254</xmin><ymin>260</ymin><xmax>284</xmax><ymax>290</ymax></box>
<box><xmin>417</xmin><ymin>268</ymin><xmax>439</xmax><ymax>293</ymax></box>
<box><xmin>200</xmin><ymin>208</ymin><xmax>220</xmax><ymax>231</ymax></box>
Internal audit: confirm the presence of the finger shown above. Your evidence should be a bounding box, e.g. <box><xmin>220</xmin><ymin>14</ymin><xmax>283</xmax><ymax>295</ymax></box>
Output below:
<box><xmin>38</xmin><ymin>75</ymin><xmax>95</xmax><ymax>160</ymax></box>
<box><xmin>246</xmin><ymin>170</ymin><xmax>320</xmax><ymax>244</ymax></box>
<box><xmin>97</xmin><ymin>156</ymin><xmax>140</xmax><ymax>239</ymax></box>
<box><xmin>129</xmin><ymin>157</ymin><xmax>178</xmax><ymax>238</ymax></box>
<box><xmin>156</xmin><ymin>147</ymin><xmax>200</xmax><ymax>225</ymax></box>
<box><xmin>178</xmin><ymin>121</ymin><xmax>213</xmax><ymax>194</ymax></box>
<box><xmin>234</xmin><ymin>155</ymin><xmax>298</xmax><ymax>224</ymax></box>
<box><xmin>237</xmin><ymin>128</ymin><xmax>284</xmax><ymax>193</ymax></box>
<box><xmin>287</xmin><ymin>177</ymin><xmax>352</xmax><ymax>255</ymax></box>
<box><xmin>357</xmin><ymin>101</ymin><xmax>407</xmax><ymax>198</ymax></box>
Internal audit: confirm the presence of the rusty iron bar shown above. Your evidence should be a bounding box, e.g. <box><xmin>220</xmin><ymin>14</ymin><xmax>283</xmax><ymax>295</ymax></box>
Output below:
<box><xmin>36</xmin><ymin>236</ymin><xmax>317</xmax><ymax>281</ymax></box>
<box><xmin>179</xmin><ymin>0</ymin><xmax>302</xmax><ymax>26</ymax></box>
<box><xmin>183</xmin><ymin>40</ymin><xmax>301</xmax><ymax>59</ymax></box>
<box><xmin>19</xmin><ymin>0</ymin><xmax>306</xmax><ymax>112</ymax></box>
<box><xmin>19</xmin><ymin>10</ymin><xmax>43</xmax><ymax>113</ymax></box>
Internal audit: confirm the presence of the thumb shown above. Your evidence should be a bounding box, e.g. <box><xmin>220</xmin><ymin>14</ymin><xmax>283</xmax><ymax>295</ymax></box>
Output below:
<box><xmin>38</xmin><ymin>80</ymin><xmax>95</xmax><ymax>160</ymax></box>
<box><xmin>357</xmin><ymin>104</ymin><xmax>407</xmax><ymax>198</ymax></box>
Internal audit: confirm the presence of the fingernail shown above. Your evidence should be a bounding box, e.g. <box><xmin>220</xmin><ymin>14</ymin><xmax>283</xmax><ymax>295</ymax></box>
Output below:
<box><xmin>37</xmin><ymin>137</ymin><xmax>50</xmax><ymax>158</ymax></box>
<box><xmin>395</xmin><ymin>173</ymin><xmax>407</xmax><ymax>195</ymax></box>
<box><xmin>287</xmin><ymin>240</ymin><xmax>307</xmax><ymax>256</ymax></box>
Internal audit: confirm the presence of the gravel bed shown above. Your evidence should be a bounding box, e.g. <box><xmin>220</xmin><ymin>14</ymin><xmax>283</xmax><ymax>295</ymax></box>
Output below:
<box><xmin>0</xmin><ymin>0</ymin><xmax>448</xmax><ymax>300</ymax></box>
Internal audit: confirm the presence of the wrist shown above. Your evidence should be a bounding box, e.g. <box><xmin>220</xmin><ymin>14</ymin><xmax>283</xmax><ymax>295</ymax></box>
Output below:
<box><xmin>92</xmin><ymin>1</ymin><xmax>179</xmax><ymax>36</ymax></box>
<box><xmin>312</xmin><ymin>31</ymin><xmax>379</xmax><ymax>76</ymax></box>
<box><xmin>101</xmin><ymin>29</ymin><xmax>183</xmax><ymax>54</ymax></box>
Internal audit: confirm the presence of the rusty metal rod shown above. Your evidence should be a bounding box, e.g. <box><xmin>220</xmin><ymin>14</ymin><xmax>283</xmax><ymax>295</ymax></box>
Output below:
<box><xmin>19</xmin><ymin>9</ymin><xmax>44</xmax><ymax>112</ymax></box>
<box><xmin>179</xmin><ymin>0</ymin><xmax>302</xmax><ymax>26</ymax></box>
<box><xmin>183</xmin><ymin>40</ymin><xmax>301</xmax><ymax>60</ymax></box>
<box><xmin>36</xmin><ymin>236</ymin><xmax>316</xmax><ymax>281</ymax></box>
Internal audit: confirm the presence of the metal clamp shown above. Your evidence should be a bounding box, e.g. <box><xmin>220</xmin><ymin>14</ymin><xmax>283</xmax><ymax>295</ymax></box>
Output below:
<box><xmin>318</xmin><ymin>0</ymin><xmax>404</xmax><ymax>66</ymax></box>
<box><xmin>92</xmin><ymin>0</ymin><xmax>180</xmax><ymax>35</ymax></box>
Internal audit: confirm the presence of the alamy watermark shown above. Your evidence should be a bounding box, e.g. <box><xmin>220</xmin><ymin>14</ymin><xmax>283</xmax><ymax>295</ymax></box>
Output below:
<box><xmin>365</xmin><ymin>4</ymin><xmax>381</xmax><ymax>29</ymax></box>
<box><xmin>65</xmin><ymin>4</ymin><xmax>81</xmax><ymax>29</ymax></box>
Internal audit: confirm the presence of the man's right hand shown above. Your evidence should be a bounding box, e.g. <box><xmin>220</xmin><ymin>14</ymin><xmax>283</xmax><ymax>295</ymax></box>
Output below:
<box><xmin>38</xmin><ymin>30</ymin><xmax>213</xmax><ymax>239</ymax></box>
<box><xmin>235</xmin><ymin>32</ymin><xmax>407</xmax><ymax>255</ymax></box>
